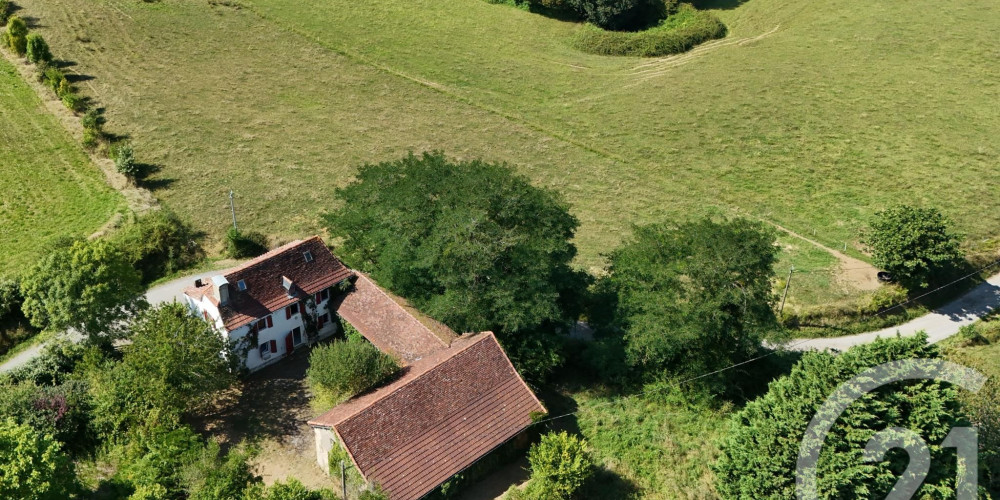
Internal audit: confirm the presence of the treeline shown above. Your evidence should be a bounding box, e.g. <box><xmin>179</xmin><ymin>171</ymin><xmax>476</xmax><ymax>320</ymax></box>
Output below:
<box><xmin>0</xmin><ymin>6</ymin><xmax>146</xmax><ymax>182</ymax></box>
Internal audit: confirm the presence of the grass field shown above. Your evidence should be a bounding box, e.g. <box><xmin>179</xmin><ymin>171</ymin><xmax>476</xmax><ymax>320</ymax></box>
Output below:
<box><xmin>14</xmin><ymin>0</ymin><xmax>999</xmax><ymax>289</ymax></box>
<box><xmin>0</xmin><ymin>56</ymin><xmax>122</xmax><ymax>273</ymax></box>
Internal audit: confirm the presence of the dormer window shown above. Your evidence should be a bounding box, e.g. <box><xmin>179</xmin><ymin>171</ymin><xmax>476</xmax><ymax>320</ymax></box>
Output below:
<box><xmin>237</xmin><ymin>279</ymin><xmax>247</xmax><ymax>291</ymax></box>
<box><xmin>303</xmin><ymin>251</ymin><xmax>314</xmax><ymax>263</ymax></box>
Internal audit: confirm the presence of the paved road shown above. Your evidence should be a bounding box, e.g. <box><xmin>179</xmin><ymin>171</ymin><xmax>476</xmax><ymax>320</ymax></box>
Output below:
<box><xmin>783</xmin><ymin>271</ymin><xmax>1000</xmax><ymax>352</ymax></box>
<box><xmin>0</xmin><ymin>271</ymin><xmax>220</xmax><ymax>373</ymax></box>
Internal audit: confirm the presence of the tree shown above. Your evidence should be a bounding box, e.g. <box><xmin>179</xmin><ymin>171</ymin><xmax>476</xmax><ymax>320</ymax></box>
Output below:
<box><xmin>863</xmin><ymin>205</ymin><xmax>963</xmax><ymax>290</ymax></box>
<box><xmin>112</xmin><ymin>141</ymin><xmax>140</xmax><ymax>180</ymax></box>
<box><xmin>569</xmin><ymin>0</ymin><xmax>664</xmax><ymax>31</ymax></box>
<box><xmin>3</xmin><ymin>15</ymin><xmax>27</xmax><ymax>55</ymax></box>
<box><xmin>0</xmin><ymin>419</ymin><xmax>77</xmax><ymax>499</ymax></box>
<box><xmin>517</xmin><ymin>431</ymin><xmax>594</xmax><ymax>500</ymax></box>
<box><xmin>306</xmin><ymin>335</ymin><xmax>400</xmax><ymax>408</ymax></box>
<box><xmin>323</xmin><ymin>152</ymin><xmax>587</xmax><ymax>379</ymax></box>
<box><xmin>20</xmin><ymin>239</ymin><xmax>145</xmax><ymax>340</ymax></box>
<box><xmin>25</xmin><ymin>33</ymin><xmax>52</xmax><ymax>64</ymax></box>
<box><xmin>601</xmin><ymin>218</ymin><xmax>779</xmax><ymax>384</ymax></box>
<box><xmin>715</xmin><ymin>334</ymin><xmax>976</xmax><ymax>499</ymax></box>
<box><xmin>109</xmin><ymin>209</ymin><xmax>205</xmax><ymax>284</ymax></box>
<box><xmin>242</xmin><ymin>478</ymin><xmax>325</xmax><ymax>500</ymax></box>
<box><xmin>87</xmin><ymin>303</ymin><xmax>235</xmax><ymax>437</ymax></box>
<box><xmin>224</xmin><ymin>227</ymin><xmax>269</xmax><ymax>259</ymax></box>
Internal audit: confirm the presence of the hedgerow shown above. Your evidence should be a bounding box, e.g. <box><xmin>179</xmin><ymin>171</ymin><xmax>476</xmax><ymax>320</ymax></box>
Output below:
<box><xmin>572</xmin><ymin>3</ymin><xmax>725</xmax><ymax>57</ymax></box>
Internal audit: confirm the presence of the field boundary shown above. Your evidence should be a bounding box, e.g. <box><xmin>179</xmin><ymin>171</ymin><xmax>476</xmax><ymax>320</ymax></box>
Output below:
<box><xmin>0</xmin><ymin>40</ymin><xmax>158</xmax><ymax>217</ymax></box>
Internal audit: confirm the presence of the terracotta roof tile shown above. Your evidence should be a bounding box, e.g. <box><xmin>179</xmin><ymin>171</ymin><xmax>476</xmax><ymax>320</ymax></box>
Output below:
<box><xmin>184</xmin><ymin>237</ymin><xmax>352</xmax><ymax>330</ymax></box>
<box><xmin>308</xmin><ymin>333</ymin><xmax>545</xmax><ymax>500</ymax></box>
<box><xmin>332</xmin><ymin>273</ymin><xmax>452</xmax><ymax>363</ymax></box>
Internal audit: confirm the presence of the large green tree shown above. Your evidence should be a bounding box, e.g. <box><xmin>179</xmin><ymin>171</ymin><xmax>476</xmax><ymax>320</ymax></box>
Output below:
<box><xmin>715</xmin><ymin>335</ymin><xmax>978</xmax><ymax>499</ymax></box>
<box><xmin>601</xmin><ymin>218</ymin><xmax>779</xmax><ymax>383</ymax></box>
<box><xmin>863</xmin><ymin>205</ymin><xmax>964</xmax><ymax>289</ymax></box>
<box><xmin>0</xmin><ymin>419</ymin><xmax>77</xmax><ymax>499</ymax></box>
<box><xmin>87</xmin><ymin>303</ymin><xmax>235</xmax><ymax>437</ymax></box>
<box><xmin>20</xmin><ymin>239</ymin><xmax>145</xmax><ymax>340</ymax></box>
<box><xmin>323</xmin><ymin>152</ymin><xmax>587</xmax><ymax>379</ymax></box>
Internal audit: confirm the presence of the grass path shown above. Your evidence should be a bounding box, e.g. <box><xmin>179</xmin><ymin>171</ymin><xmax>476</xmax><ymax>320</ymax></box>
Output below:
<box><xmin>0</xmin><ymin>50</ymin><xmax>123</xmax><ymax>272</ymax></box>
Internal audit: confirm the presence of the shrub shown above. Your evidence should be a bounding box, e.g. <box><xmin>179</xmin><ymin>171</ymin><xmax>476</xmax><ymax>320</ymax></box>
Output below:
<box><xmin>572</xmin><ymin>4</ymin><xmax>725</xmax><ymax>56</ymax></box>
<box><xmin>60</xmin><ymin>89</ymin><xmax>86</xmax><ymax>113</ymax></box>
<box><xmin>110</xmin><ymin>210</ymin><xmax>204</xmax><ymax>284</ymax></box>
<box><xmin>0</xmin><ymin>418</ymin><xmax>78</xmax><ymax>499</ymax></box>
<box><xmin>856</xmin><ymin>283</ymin><xmax>908</xmax><ymax>315</ymax></box>
<box><xmin>0</xmin><ymin>379</ymin><xmax>93</xmax><ymax>455</ymax></box>
<box><xmin>306</xmin><ymin>335</ymin><xmax>400</xmax><ymax>408</ymax></box>
<box><xmin>863</xmin><ymin>205</ymin><xmax>964</xmax><ymax>290</ymax></box>
<box><xmin>82</xmin><ymin>127</ymin><xmax>101</xmax><ymax>149</ymax></box>
<box><xmin>507</xmin><ymin>432</ymin><xmax>594</xmax><ymax>500</ymax></box>
<box><xmin>224</xmin><ymin>227</ymin><xmax>269</xmax><ymax>259</ymax></box>
<box><xmin>4</xmin><ymin>15</ymin><xmax>27</xmax><ymax>55</ymax></box>
<box><xmin>25</xmin><ymin>33</ymin><xmax>52</xmax><ymax>64</ymax></box>
<box><xmin>0</xmin><ymin>277</ymin><xmax>22</xmax><ymax>319</ymax></box>
<box><xmin>41</xmin><ymin>66</ymin><xmax>67</xmax><ymax>92</ymax></box>
<box><xmin>0</xmin><ymin>0</ymin><xmax>9</xmax><ymax>25</ymax></box>
<box><xmin>570</xmin><ymin>0</ymin><xmax>667</xmax><ymax>31</ymax></box>
<box><xmin>112</xmin><ymin>141</ymin><xmax>140</xmax><ymax>179</ymax></box>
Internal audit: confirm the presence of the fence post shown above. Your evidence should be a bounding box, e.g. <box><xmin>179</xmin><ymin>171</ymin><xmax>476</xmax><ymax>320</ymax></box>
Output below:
<box><xmin>341</xmin><ymin>460</ymin><xmax>347</xmax><ymax>500</ymax></box>
<box><xmin>779</xmin><ymin>266</ymin><xmax>794</xmax><ymax>316</ymax></box>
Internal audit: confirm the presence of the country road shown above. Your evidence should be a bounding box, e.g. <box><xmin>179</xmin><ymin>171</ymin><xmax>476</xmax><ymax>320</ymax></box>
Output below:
<box><xmin>783</xmin><ymin>271</ymin><xmax>1000</xmax><ymax>351</ymax></box>
<box><xmin>3</xmin><ymin>271</ymin><xmax>1000</xmax><ymax>373</ymax></box>
<box><xmin>0</xmin><ymin>271</ymin><xmax>219</xmax><ymax>373</ymax></box>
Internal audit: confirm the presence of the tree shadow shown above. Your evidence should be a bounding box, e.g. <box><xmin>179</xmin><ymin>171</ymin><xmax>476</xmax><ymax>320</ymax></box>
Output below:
<box><xmin>54</xmin><ymin>60</ymin><xmax>77</xmax><ymax>69</ymax></box>
<box><xmin>18</xmin><ymin>15</ymin><xmax>45</xmax><ymax>28</ymax></box>
<box><xmin>577</xmin><ymin>466</ymin><xmax>641</xmax><ymax>499</ymax></box>
<box><xmin>65</xmin><ymin>72</ymin><xmax>95</xmax><ymax>84</ymax></box>
<box><xmin>690</xmin><ymin>0</ymin><xmax>749</xmax><ymax>10</ymax></box>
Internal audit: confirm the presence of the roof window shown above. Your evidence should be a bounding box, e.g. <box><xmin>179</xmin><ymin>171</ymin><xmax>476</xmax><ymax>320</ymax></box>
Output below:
<box><xmin>237</xmin><ymin>279</ymin><xmax>247</xmax><ymax>291</ymax></box>
<box><xmin>303</xmin><ymin>251</ymin><xmax>314</xmax><ymax>263</ymax></box>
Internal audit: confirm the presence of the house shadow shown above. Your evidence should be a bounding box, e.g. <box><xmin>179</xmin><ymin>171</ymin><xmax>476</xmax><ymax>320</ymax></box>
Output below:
<box><xmin>190</xmin><ymin>347</ymin><xmax>315</xmax><ymax>453</ymax></box>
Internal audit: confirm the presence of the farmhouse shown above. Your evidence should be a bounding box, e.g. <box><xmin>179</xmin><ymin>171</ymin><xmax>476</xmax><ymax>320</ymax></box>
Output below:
<box><xmin>185</xmin><ymin>236</ymin><xmax>546</xmax><ymax>497</ymax></box>
<box><xmin>183</xmin><ymin>236</ymin><xmax>352</xmax><ymax>371</ymax></box>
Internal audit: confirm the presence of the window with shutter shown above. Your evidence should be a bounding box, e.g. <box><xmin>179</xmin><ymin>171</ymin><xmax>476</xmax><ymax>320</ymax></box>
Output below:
<box><xmin>269</xmin><ymin>339</ymin><xmax>278</xmax><ymax>353</ymax></box>
<box><xmin>266</xmin><ymin>315</ymin><xmax>273</xmax><ymax>328</ymax></box>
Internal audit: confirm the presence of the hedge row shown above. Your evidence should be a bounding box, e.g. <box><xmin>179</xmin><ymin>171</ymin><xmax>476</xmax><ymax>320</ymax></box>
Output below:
<box><xmin>571</xmin><ymin>3</ymin><xmax>726</xmax><ymax>57</ymax></box>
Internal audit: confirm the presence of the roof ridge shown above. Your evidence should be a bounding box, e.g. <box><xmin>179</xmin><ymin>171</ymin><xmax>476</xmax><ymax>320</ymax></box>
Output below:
<box><xmin>223</xmin><ymin>236</ymin><xmax>319</xmax><ymax>278</ymax></box>
<box><xmin>334</xmin><ymin>333</ymin><xmax>494</xmax><ymax>431</ymax></box>
<box><xmin>355</xmin><ymin>273</ymin><xmax>450</xmax><ymax>349</ymax></box>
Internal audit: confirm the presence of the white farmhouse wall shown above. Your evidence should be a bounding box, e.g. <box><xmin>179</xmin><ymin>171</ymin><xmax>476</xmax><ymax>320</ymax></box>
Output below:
<box><xmin>314</xmin><ymin>427</ymin><xmax>337</xmax><ymax>473</ymax></box>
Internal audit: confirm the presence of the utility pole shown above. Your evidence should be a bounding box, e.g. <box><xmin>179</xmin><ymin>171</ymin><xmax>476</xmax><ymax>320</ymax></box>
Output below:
<box><xmin>341</xmin><ymin>460</ymin><xmax>347</xmax><ymax>500</ymax></box>
<box><xmin>779</xmin><ymin>266</ymin><xmax>794</xmax><ymax>316</ymax></box>
<box><xmin>229</xmin><ymin>190</ymin><xmax>238</xmax><ymax>232</ymax></box>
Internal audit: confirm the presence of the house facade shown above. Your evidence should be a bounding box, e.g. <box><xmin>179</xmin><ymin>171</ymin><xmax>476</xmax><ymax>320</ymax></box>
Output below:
<box><xmin>183</xmin><ymin>237</ymin><xmax>353</xmax><ymax>371</ymax></box>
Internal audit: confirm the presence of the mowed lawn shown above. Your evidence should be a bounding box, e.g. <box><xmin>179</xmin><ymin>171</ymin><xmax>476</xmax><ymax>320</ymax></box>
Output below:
<box><xmin>16</xmin><ymin>0</ymin><xmax>999</xmax><ymax>274</ymax></box>
<box><xmin>0</xmin><ymin>58</ymin><xmax>122</xmax><ymax>273</ymax></box>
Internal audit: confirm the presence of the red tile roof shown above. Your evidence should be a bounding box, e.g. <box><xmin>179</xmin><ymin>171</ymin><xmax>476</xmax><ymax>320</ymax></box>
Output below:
<box><xmin>332</xmin><ymin>274</ymin><xmax>452</xmax><ymax>363</ymax></box>
<box><xmin>309</xmin><ymin>333</ymin><xmax>545</xmax><ymax>500</ymax></box>
<box><xmin>184</xmin><ymin>237</ymin><xmax>352</xmax><ymax>330</ymax></box>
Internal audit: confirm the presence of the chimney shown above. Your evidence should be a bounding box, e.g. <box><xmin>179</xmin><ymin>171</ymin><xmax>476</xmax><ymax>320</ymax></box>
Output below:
<box><xmin>282</xmin><ymin>275</ymin><xmax>297</xmax><ymax>297</ymax></box>
<box><xmin>194</xmin><ymin>278</ymin><xmax>203</xmax><ymax>288</ymax></box>
<box><xmin>212</xmin><ymin>275</ymin><xmax>230</xmax><ymax>306</ymax></box>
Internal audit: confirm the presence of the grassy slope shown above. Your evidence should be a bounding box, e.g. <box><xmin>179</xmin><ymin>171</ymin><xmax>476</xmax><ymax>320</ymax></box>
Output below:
<box><xmin>18</xmin><ymin>0</ymin><xmax>998</xmax><ymax>283</ymax></box>
<box><xmin>0</xmin><ymin>57</ymin><xmax>122</xmax><ymax>273</ymax></box>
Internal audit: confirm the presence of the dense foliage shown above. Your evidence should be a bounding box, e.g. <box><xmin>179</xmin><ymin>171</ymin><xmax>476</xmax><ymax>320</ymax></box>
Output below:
<box><xmin>863</xmin><ymin>205</ymin><xmax>964</xmax><ymax>290</ymax></box>
<box><xmin>508</xmin><ymin>431</ymin><xmax>594</xmax><ymax>499</ymax></box>
<box><xmin>85</xmin><ymin>303</ymin><xmax>236</xmax><ymax>437</ymax></box>
<box><xmin>225</xmin><ymin>227</ymin><xmax>269</xmax><ymax>259</ymax></box>
<box><xmin>598</xmin><ymin>218</ymin><xmax>779</xmax><ymax>385</ymax></box>
<box><xmin>572</xmin><ymin>4</ymin><xmax>726</xmax><ymax>57</ymax></box>
<box><xmin>0</xmin><ymin>0</ymin><xmax>9</xmax><ymax>25</ymax></box>
<box><xmin>20</xmin><ymin>239</ymin><xmax>145</xmax><ymax>339</ymax></box>
<box><xmin>306</xmin><ymin>334</ymin><xmax>400</xmax><ymax>408</ymax></box>
<box><xmin>25</xmin><ymin>33</ymin><xmax>52</xmax><ymax>64</ymax></box>
<box><xmin>323</xmin><ymin>151</ymin><xmax>587</xmax><ymax>380</ymax></box>
<box><xmin>0</xmin><ymin>418</ymin><xmax>77</xmax><ymax>499</ymax></box>
<box><xmin>715</xmin><ymin>335</ymin><xmax>976</xmax><ymax>498</ymax></box>
<box><xmin>3</xmin><ymin>15</ymin><xmax>27</xmax><ymax>55</ymax></box>
<box><xmin>110</xmin><ymin>209</ymin><xmax>204</xmax><ymax>284</ymax></box>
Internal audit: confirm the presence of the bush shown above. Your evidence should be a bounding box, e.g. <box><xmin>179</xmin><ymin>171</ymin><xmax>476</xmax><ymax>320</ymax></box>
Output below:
<box><xmin>0</xmin><ymin>0</ymin><xmax>9</xmax><ymax>25</ymax></box>
<box><xmin>0</xmin><ymin>418</ymin><xmax>78</xmax><ymax>499</ymax></box>
<box><xmin>0</xmin><ymin>379</ymin><xmax>93</xmax><ymax>455</ymax></box>
<box><xmin>572</xmin><ymin>4</ymin><xmax>725</xmax><ymax>56</ymax></box>
<box><xmin>110</xmin><ymin>210</ymin><xmax>204</xmax><ymax>284</ymax></box>
<box><xmin>224</xmin><ymin>227</ymin><xmax>269</xmax><ymax>259</ymax></box>
<box><xmin>41</xmin><ymin>66</ymin><xmax>67</xmax><ymax>92</ymax></box>
<box><xmin>507</xmin><ymin>432</ymin><xmax>594</xmax><ymax>500</ymax></box>
<box><xmin>0</xmin><ymin>277</ymin><xmax>22</xmax><ymax>319</ymax></box>
<box><xmin>856</xmin><ymin>283</ymin><xmax>908</xmax><ymax>315</ymax></box>
<box><xmin>863</xmin><ymin>205</ymin><xmax>964</xmax><ymax>290</ymax></box>
<box><xmin>25</xmin><ymin>33</ymin><xmax>52</xmax><ymax>64</ymax></box>
<box><xmin>306</xmin><ymin>335</ymin><xmax>400</xmax><ymax>408</ymax></box>
<box><xmin>112</xmin><ymin>141</ymin><xmax>140</xmax><ymax>179</ymax></box>
<box><xmin>570</xmin><ymin>0</ymin><xmax>667</xmax><ymax>31</ymax></box>
<box><xmin>4</xmin><ymin>15</ymin><xmax>27</xmax><ymax>55</ymax></box>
